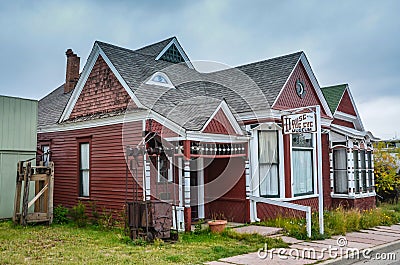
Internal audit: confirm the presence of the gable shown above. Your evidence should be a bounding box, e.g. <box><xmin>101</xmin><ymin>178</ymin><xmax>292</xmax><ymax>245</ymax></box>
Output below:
<box><xmin>337</xmin><ymin>89</ymin><xmax>357</xmax><ymax>116</ymax></box>
<box><xmin>145</xmin><ymin>119</ymin><xmax>179</xmax><ymax>138</ymax></box>
<box><xmin>272</xmin><ymin>61</ymin><xmax>330</xmax><ymax>118</ymax></box>
<box><xmin>321</xmin><ymin>84</ymin><xmax>346</xmax><ymax>114</ymax></box>
<box><xmin>69</xmin><ymin>55</ymin><xmax>135</xmax><ymax>120</ymax></box>
<box><xmin>203</xmin><ymin>108</ymin><xmax>238</xmax><ymax>135</ymax></box>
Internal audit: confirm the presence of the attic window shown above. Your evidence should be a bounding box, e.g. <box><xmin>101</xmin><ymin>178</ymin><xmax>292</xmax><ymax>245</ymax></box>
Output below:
<box><xmin>146</xmin><ymin>72</ymin><xmax>175</xmax><ymax>88</ymax></box>
<box><xmin>159</xmin><ymin>44</ymin><xmax>185</xmax><ymax>64</ymax></box>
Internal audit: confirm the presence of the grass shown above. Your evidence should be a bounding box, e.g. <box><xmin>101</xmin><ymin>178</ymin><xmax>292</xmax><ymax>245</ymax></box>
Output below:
<box><xmin>258</xmin><ymin>202</ymin><xmax>400</xmax><ymax>240</ymax></box>
<box><xmin>0</xmin><ymin>221</ymin><xmax>287</xmax><ymax>264</ymax></box>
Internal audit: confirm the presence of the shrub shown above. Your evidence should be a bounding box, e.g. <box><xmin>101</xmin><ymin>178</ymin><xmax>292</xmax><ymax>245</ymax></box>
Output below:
<box><xmin>53</xmin><ymin>204</ymin><xmax>69</xmax><ymax>224</ymax></box>
<box><xmin>69</xmin><ymin>201</ymin><xmax>88</xmax><ymax>227</ymax></box>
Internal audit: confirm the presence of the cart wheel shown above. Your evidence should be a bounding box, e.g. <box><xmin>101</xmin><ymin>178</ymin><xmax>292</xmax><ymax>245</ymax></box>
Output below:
<box><xmin>146</xmin><ymin>232</ymin><xmax>154</xmax><ymax>242</ymax></box>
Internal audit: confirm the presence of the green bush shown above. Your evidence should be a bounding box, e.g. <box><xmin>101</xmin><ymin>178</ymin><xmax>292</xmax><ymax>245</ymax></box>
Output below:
<box><xmin>53</xmin><ymin>204</ymin><xmax>70</xmax><ymax>224</ymax></box>
<box><xmin>69</xmin><ymin>201</ymin><xmax>88</xmax><ymax>227</ymax></box>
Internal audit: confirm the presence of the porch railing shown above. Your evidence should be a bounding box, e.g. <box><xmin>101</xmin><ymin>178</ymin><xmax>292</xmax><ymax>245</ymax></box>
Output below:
<box><xmin>249</xmin><ymin>195</ymin><xmax>312</xmax><ymax>238</ymax></box>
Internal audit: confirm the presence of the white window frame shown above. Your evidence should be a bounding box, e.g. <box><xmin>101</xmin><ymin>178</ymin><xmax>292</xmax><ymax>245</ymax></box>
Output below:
<box><xmin>291</xmin><ymin>133</ymin><xmax>317</xmax><ymax>198</ymax></box>
<box><xmin>79</xmin><ymin>142</ymin><xmax>90</xmax><ymax>197</ymax></box>
<box><xmin>250</xmin><ymin>123</ymin><xmax>285</xmax><ymax>199</ymax></box>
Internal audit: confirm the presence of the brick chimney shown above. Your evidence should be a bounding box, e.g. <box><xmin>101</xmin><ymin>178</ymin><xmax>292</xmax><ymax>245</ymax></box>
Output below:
<box><xmin>64</xmin><ymin>49</ymin><xmax>80</xmax><ymax>93</ymax></box>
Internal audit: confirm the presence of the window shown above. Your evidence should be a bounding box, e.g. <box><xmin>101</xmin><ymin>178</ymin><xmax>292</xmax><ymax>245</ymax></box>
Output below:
<box><xmin>353</xmin><ymin>150</ymin><xmax>360</xmax><ymax>193</ymax></box>
<box><xmin>146</xmin><ymin>72</ymin><xmax>174</xmax><ymax>88</ymax></box>
<box><xmin>292</xmin><ymin>133</ymin><xmax>314</xmax><ymax>196</ymax></box>
<box><xmin>360</xmin><ymin>150</ymin><xmax>367</xmax><ymax>192</ymax></box>
<box><xmin>79</xmin><ymin>143</ymin><xmax>90</xmax><ymax>197</ymax></box>
<box><xmin>152</xmin><ymin>74</ymin><xmax>168</xmax><ymax>84</ymax></box>
<box><xmin>157</xmin><ymin>153</ymin><xmax>173</xmax><ymax>183</ymax></box>
<box><xmin>258</xmin><ymin>131</ymin><xmax>279</xmax><ymax>197</ymax></box>
<box><xmin>41</xmin><ymin>145</ymin><xmax>50</xmax><ymax>166</ymax></box>
<box><xmin>367</xmin><ymin>151</ymin><xmax>373</xmax><ymax>191</ymax></box>
<box><xmin>333</xmin><ymin>148</ymin><xmax>348</xmax><ymax>194</ymax></box>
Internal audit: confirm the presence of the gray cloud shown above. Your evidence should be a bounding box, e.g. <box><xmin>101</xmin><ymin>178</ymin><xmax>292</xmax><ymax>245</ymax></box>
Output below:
<box><xmin>0</xmin><ymin>0</ymin><xmax>398</xmax><ymax>138</ymax></box>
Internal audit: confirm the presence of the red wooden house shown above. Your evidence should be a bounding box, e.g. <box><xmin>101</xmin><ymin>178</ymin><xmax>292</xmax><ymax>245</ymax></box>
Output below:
<box><xmin>37</xmin><ymin>37</ymin><xmax>376</xmax><ymax>231</ymax></box>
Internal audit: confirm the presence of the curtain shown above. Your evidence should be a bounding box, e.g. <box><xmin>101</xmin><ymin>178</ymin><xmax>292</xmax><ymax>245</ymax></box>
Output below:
<box><xmin>333</xmin><ymin>148</ymin><xmax>348</xmax><ymax>194</ymax></box>
<box><xmin>293</xmin><ymin>150</ymin><xmax>313</xmax><ymax>195</ymax></box>
<box><xmin>258</xmin><ymin>131</ymin><xmax>279</xmax><ymax>196</ymax></box>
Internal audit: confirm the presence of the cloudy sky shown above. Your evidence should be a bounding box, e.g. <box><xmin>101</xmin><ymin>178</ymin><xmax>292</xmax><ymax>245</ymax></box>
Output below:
<box><xmin>0</xmin><ymin>0</ymin><xmax>399</xmax><ymax>139</ymax></box>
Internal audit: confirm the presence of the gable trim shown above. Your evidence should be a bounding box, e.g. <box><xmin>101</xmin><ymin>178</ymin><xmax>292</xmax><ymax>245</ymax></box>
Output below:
<box><xmin>271</xmin><ymin>52</ymin><xmax>333</xmax><ymax>118</ymax></box>
<box><xmin>59</xmin><ymin>43</ymin><xmax>145</xmax><ymax>122</ymax></box>
<box><xmin>200</xmin><ymin>101</ymin><xmax>243</xmax><ymax>135</ymax></box>
<box><xmin>341</xmin><ymin>86</ymin><xmax>365</xmax><ymax>131</ymax></box>
<box><xmin>155</xmin><ymin>38</ymin><xmax>194</xmax><ymax>69</ymax></box>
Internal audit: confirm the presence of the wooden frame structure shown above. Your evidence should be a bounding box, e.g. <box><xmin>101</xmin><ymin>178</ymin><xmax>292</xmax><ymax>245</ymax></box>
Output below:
<box><xmin>13</xmin><ymin>161</ymin><xmax>54</xmax><ymax>225</ymax></box>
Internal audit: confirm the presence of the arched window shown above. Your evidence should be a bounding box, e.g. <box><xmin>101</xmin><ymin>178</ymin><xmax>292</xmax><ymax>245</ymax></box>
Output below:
<box><xmin>146</xmin><ymin>72</ymin><xmax>174</xmax><ymax>88</ymax></box>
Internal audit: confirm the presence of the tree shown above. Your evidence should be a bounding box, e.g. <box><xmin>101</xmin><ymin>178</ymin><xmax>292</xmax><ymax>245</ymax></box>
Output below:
<box><xmin>374</xmin><ymin>142</ymin><xmax>400</xmax><ymax>201</ymax></box>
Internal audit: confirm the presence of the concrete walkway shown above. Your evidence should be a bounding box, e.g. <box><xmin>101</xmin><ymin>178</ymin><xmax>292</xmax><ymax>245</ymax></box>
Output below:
<box><xmin>206</xmin><ymin>224</ymin><xmax>400</xmax><ymax>265</ymax></box>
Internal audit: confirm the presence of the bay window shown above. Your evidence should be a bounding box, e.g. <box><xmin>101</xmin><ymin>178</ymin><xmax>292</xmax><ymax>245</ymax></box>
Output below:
<box><xmin>292</xmin><ymin>133</ymin><xmax>314</xmax><ymax>196</ymax></box>
<box><xmin>353</xmin><ymin>150</ymin><xmax>360</xmax><ymax>193</ymax></box>
<box><xmin>360</xmin><ymin>150</ymin><xmax>367</xmax><ymax>192</ymax></box>
<box><xmin>258</xmin><ymin>130</ymin><xmax>279</xmax><ymax>197</ymax></box>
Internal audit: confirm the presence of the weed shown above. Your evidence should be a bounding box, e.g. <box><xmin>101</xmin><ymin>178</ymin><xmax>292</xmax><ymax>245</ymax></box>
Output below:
<box><xmin>53</xmin><ymin>204</ymin><xmax>69</xmax><ymax>224</ymax></box>
<box><xmin>68</xmin><ymin>201</ymin><xmax>88</xmax><ymax>227</ymax></box>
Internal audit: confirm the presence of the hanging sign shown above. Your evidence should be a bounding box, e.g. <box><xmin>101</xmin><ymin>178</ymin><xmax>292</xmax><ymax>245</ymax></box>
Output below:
<box><xmin>282</xmin><ymin>112</ymin><xmax>316</xmax><ymax>134</ymax></box>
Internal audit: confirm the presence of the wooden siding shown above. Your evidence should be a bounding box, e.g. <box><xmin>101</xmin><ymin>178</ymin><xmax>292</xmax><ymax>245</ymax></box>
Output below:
<box><xmin>37</xmin><ymin>121</ymin><xmax>143</xmax><ymax>213</ymax></box>
<box><xmin>322</xmin><ymin>133</ymin><xmax>332</xmax><ymax>208</ymax></box>
<box><xmin>273</xmin><ymin>61</ymin><xmax>330</xmax><ymax>118</ymax></box>
<box><xmin>69</xmin><ymin>55</ymin><xmax>134</xmax><ymax>120</ymax></box>
<box><xmin>332</xmin><ymin>119</ymin><xmax>355</xmax><ymax>129</ymax></box>
<box><xmin>203</xmin><ymin>109</ymin><xmax>237</xmax><ymax>135</ymax></box>
<box><xmin>337</xmin><ymin>90</ymin><xmax>357</xmax><ymax>116</ymax></box>
<box><xmin>146</xmin><ymin>120</ymin><xmax>178</xmax><ymax>138</ymax></box>
<box><xmin>204</xmin><ymin>157</ymin><xmax>248</xmax><ymax>222</ymax></box>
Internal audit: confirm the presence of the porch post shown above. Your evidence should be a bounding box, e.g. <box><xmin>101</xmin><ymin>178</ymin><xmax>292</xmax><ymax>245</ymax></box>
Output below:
<box><xmin>184</xmin><ymin>160</ymin><xmax>191</xmax><ymax>232</ymax></box>
<box><xmin>144</xmin><ymin>157</ymin><xmax>151</xmax><ymax>201</ymax></box>
<box><xmin>183</xmin><ymin>140</ymin><xmax>191</xmax><ymax>232</ymax></box>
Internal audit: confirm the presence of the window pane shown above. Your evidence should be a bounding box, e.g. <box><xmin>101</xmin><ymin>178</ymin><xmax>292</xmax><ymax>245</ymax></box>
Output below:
<box><xmin>292</xmin><ymin>133</ymin><xmax>313</xmax><ymax>148</ymax></box>
<box><xmin>42</xmin><ymin>145</ymin><xmax>50</xmax><ymax>166</ymax></box>
<box><xmin>80</xmin><ymin>143</ymin><xmax>89</xmax><ymax>170</ymax></box>
<box><xmin>333</xmin><ymin>149</ymin><xmax>348</xmax><ymax>194</ymax></box>
<box><xmin>353</xmin><ymin>150</ymin><xmax>360</xmax><ymax>193</ymax></box>
<box><xmin>81</xmin><ymin>170</ymin><xmax>89</xmax><ymax>197</ymax></box>
<box><xmin>293</xmin><ymin>150</ymin><xmax>313</xmax><ymax>195</ymax></box>
<box><xmin>259</xmin><ymin>164</ymin><xmax>279</xmax><ymax>196</ymax></box>
<box><xmin>367</xmin><ymin>151</ymin><xmax>373</xmax><ymax>189</ymax></box>
<box><xmin>360</xmin><ymin>150</ymin><xmax>367</xmax><ymax>191</ymax></box>
<box><xmin>258</xmin><ymin>131</ymin><xmax>278</xmax><ymax>163</ymax></box>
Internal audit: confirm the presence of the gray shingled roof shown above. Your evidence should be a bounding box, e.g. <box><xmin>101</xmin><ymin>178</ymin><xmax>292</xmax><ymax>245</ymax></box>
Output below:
<box><xmin>38</xmin><ymin>85</ymin><xmax>73</xmax><ymax>129</ymax></box>
<box><xmin>38</xmin><ymin>37</ymin><xmax>302</xmax><ymax>131</ymax></box>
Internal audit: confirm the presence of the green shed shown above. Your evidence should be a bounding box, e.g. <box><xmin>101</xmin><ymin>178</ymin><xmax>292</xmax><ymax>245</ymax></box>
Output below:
<box><xmin>0</xmin><ymin>95</ymin><xmax>38</xmax><ymax>219</ymax></box>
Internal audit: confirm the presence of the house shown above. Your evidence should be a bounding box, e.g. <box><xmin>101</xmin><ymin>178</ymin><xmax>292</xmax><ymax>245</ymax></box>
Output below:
<box><xmin>0</xmin><ymin>95</ymin><xmax>37</xmax><ymax>219</ymax></box>
<box><xmin>37</xmin><ymin>37</ymin><xmax>376</xmax><ymax>231</ymax></box>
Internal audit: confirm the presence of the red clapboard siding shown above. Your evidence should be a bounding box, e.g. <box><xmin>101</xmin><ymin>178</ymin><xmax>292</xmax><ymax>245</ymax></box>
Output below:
<box><xmin>146</xmin><ymin>119</ymin><xmax>178</xmax><ymax>138</ymax></box>
<box><xmin>337</xmin><ymin>90</ymin><xmax>357</xmax><ymax>116</ymax></box>
<box><xmin>204</xmin><ymin>157</ymin><xmax>248</xmax><ymax>222</ymax></box>
<box><xmin>322</xmin><ymin>133</ymin><xmax>332</xmax><ymax>208</ymax></box>
<box><xmin>37</xmin><ymin>121</ymin><xmax>143</xmax><ymax>214</ymax></box>
<box><xmin>332</xmin><ymin>196</ymin><xmax>375</xmax><ymax>210</ymax></box>
<box><xmin>69</xmin><ymin>55</ymin><xmax>135</xmax><ymax>119</ymax></box>
<box><xmin>332</xmin><ymin>119</ymin><xmax>355</xmax><ymax>129</ymax></box>
<box><xmin>203</xmin><ymin>108</ymin><xmax>237</xmax><ymax>135</ymax></box>
<box><xmin>273</xmin><ymin>61</ymin><xmax>330</xmax><ymax>118</ymax></box>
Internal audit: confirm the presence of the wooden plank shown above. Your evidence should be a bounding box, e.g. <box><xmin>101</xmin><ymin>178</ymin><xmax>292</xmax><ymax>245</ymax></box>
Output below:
<box><xmin>21</xmin><ymin>162</ymin><xmax>31</xmax><ymax>226</ymax></box>
<box><xmin>26</xmin><ymin>212</ymin><xmax>49</xmax><ymax>222</ymax></box>
<box><xmin>30</xmin><ymin>174</ymin><xmax>49</xmax><ymax>181</ymax></box>
<box><xmin>28</xmin><ymin>184</ymin><xmax>48</xmax><ymax>209</ymax></box>
<box><xmin>48</xmin><ymin>162</ymin><xmax>54</xmax><ymax>224</ymax></box>
<box><xmin>13</xmin><ymin>161</ymin><xmax>23</xmax><ymax>224</ymax></box>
